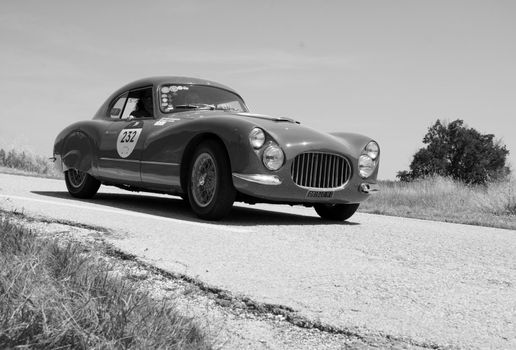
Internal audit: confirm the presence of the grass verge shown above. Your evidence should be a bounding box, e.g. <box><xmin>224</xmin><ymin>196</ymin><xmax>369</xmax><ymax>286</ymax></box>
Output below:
<box><xmin>360</xmin><ymin>176</ymin><xmax>516</xmax><ymax>230</ymax></box>
<box><xmin>0</xmin><ymin>213</ymin><xmax>212</xmax><ymax>349</ymax></box>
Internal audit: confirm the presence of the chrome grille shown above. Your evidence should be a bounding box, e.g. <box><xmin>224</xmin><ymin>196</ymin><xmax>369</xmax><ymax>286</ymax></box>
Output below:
<box><xmin>291</xmin><ymin>152</ymin><xmax>351</xmax><ymax>189</ymax></box>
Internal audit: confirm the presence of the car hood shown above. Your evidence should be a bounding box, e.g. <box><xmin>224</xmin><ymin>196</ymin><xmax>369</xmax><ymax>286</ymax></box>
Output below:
<box><xmin>232</xmin><ymin>112</ymin><xmax>370</xmax><ymax>158</ymax></box>
<box><xmin>170</xmin><ymin>110</ymin><xmax>371</xmax><ymax>158</ymax></box>
<box><xmin>235</xmin><ymin>112</ymin><xmax>299</xmax><ymax>124</ymax></box>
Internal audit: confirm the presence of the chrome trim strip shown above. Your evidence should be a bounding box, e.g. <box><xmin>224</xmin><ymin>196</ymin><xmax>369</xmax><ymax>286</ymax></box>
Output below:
<box><xmin>232</xmin><ymin>173</ymin><xmax>282</xmax><ymax>185</ymax></box>
<box><xmin>332</xmin><ymin>155</ymin><xmax>337</xmax><ymax>186</ymax></box>
<box><xmin>360</xmin><ymin>183</ymin><xmax>380</xmax><ymax>193</ymax></box>
<box><xmin>99</xmin><ymin>157</ymin><xmax>140</xmax><ymax>164</ymax></box>
<box><xmin>141</xmin><ymin>160</ymin><xmax>179</xmax><ymax>166</ymax></box>
<box><xmin>99</xmin><ymin>158</ymin><xmax>179</xmax><ymax>166</ymax></box>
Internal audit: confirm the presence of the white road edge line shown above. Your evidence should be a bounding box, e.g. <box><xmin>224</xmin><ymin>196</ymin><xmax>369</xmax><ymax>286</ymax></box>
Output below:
<box><xmin>0</xmin><ymin>194</ymin><xmax>249</xmax><ymax>233</ymax></box>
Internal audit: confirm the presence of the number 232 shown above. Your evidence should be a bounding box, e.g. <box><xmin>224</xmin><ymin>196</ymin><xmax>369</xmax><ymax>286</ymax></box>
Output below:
<box><xmin>120</xmin><ymin>131</ymin><xmax>137</xmax><ymax>143</ymax></box>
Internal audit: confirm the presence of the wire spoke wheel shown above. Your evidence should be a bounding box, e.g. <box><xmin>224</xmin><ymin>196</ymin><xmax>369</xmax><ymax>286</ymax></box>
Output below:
<box><xmin>64</xmin><ymin>168</ymin><xmax>101</xmax><ymax>199</ymax></box>
<box><xmin>187</xmin><ymin>140</ymin><xmax>236</xmax><ymax>220</ymax></box>
<box><xmin>191</xmin><ymin>153</ymin><xmax>217</xmax><ymax>208</ymax></box>
<box><xmin>67</xmin><ymin>169</ymin><xmax>87</xmax><ymax>188</ymax></box>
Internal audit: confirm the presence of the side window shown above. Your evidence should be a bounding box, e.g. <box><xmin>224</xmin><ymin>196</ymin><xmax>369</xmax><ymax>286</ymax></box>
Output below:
<box><xmin>121</xmin><ymin>97</ymin><xmax>138</xmax><ymax>120</ymax></box>
<box><xmin>121</xmin><ymin>87</ymin><xmax>154</xmax><ymax>120</ymax></box>
<box><xmin>109</xmin><ymin>93</ymin><xmax>128</xmax><ymax>119</ymax></box>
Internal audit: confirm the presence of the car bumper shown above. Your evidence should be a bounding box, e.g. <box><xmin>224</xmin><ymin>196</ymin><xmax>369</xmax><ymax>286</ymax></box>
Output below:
<box><xmin>232</xmin><ymin>172</ymin><xmax>378</xmax><ymax>204</ymax></box>
<box><xmin>232</xmin><ymin>173</ymin><xmax>282</xmax><ymax>185</ymax></box>
<box><xmin>52</xmin><ymin>154</ymin><xmax>64</xmax><ymax>173</ymax></box>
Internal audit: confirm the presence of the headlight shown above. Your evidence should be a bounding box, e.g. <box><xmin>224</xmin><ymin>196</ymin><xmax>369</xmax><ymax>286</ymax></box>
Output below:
<box><xmin>262</xmin><ymin>144</ymin><xmax>284</xmax><ymax>170</ymax></box>
<box><xmin>249</xmin><ymin>128</ymin><xmax>265</xmax><ymax>149</ymax></box>
<box><xmin>365</xmin><ymin>141</ymin><xmax>379</xmax><ymax>160</ymax></box>
<box><xmin>358</xmin><ymin>155</ymin><xmax>376</xmax><ymax>178</ymax></box>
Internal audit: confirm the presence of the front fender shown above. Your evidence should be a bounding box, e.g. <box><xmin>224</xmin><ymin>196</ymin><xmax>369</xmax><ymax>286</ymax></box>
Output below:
<box><xmin>330</xmin><ymin>132</ymin><xmax>374</xmax><ymax>151</ymax></box>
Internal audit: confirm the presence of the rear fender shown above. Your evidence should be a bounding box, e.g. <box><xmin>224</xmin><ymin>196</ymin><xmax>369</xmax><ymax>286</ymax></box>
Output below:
<box><xmin>61</xmin><ymin>131</ymin><xmax>95</xmax><ymax>174</ymax></box>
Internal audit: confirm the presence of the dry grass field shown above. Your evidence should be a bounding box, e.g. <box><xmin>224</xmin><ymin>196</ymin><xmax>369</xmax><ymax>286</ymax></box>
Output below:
<box><xmin>0</xmin><ymin>213</ymin><xmax>213</xmax><ymax>349</ymax></box>
<box><xmin>360</xmin><ymin>176</ymin><xmax>516</xmax><ymax>230</ymax></box>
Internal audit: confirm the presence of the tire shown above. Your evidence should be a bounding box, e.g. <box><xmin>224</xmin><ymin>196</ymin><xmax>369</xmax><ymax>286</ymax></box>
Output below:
<box><xmin>314</xmin><ymin>203</ymin><xmax>359</xmax><ymax>221</ymax></box>
<box><xmin>64</xmin><ymin>169</ymin><xmax>101</xmax><ymax>198</ymax></box>
<box><xmin>187</xmin><ymin>140</ymin><xmax>236</xmax><ymax>220</ymax></box>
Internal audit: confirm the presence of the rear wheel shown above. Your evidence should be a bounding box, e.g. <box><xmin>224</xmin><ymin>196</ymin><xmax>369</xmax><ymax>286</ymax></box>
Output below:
<box><xmin>187</xmin><ymin>140</ymin><xmax>235</xmax><ymax>220</ymax></box>
<box><xmin>64</xmin><ymin>169</ymin><xmax>100</xmax><ymax>198</ymax></box>
<box><xmin>314</xmin><ymin>203</ymin><xmax>359</xmax><ymax>221</ymax></box>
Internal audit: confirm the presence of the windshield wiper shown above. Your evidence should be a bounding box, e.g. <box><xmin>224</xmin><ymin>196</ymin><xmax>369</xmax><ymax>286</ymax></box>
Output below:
<box><xmin>213</xmin><ymin>107</ymin><xmax>239</xmax><ymax>112</ymax></box>
<box><xmin>174</xmin><ymin>104</ymin><xmax>215</xmax><ymax>110</ymax></box>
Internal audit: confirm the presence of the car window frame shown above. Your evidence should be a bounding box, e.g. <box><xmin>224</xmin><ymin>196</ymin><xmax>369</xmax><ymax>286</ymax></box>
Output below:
<box><xmin>107</xmin><ymin>92</ymin><xmax>129</xmax><ymax>120</ymax></box>
<box><xmin>106</xmin><ymin>85</ymin><xmax>156</xmax><ymax>121</ymax></box>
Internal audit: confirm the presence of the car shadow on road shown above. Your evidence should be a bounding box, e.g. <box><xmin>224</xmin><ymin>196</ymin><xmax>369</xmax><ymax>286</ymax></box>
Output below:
<box><xmin>30</xmin><ymin>191</ymin><xmax>360</xmax><ymax>227</ymax></box>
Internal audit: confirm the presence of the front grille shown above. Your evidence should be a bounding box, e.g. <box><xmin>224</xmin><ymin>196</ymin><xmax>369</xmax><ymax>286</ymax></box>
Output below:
<box><xmin>291</xmin><ymin>152</ymin><xmax>351</xmax><ymax>189</ymax></box>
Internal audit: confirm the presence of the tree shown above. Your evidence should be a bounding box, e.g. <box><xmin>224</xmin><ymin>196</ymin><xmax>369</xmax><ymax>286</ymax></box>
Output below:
<box><xmin>398</xmin><ymin>119</ymin><xmax>510</xmax><ymax>184</ymax></box>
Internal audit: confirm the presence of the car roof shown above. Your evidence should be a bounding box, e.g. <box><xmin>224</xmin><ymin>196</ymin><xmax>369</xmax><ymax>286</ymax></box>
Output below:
<box><xmin>116</xmin><ymin>76</ymin><xmax>240</xmax><ymax>95</ymax></box>
<box><xmin>93</xmin><ymin>76</ymin><xmax>244</xmax><ymax>120</ymax></box>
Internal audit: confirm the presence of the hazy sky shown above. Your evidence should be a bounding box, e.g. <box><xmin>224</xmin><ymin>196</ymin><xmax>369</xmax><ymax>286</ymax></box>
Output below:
<box><xmin>1</xmin><ymin>0</ymin><xmax>515</xmax><ymax>179</ymax></box>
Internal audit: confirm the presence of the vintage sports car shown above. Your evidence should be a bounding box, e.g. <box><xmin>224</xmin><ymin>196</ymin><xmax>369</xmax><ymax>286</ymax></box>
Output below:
<box><xmin>53</xmin><ymin>77</ymin><xmax>379</xmax><ymax>221</ymax></box>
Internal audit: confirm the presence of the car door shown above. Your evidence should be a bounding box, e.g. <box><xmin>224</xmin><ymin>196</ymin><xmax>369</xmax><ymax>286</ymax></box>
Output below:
<box><xmin>139</xmin><ymin>115</ymin><xmax>184</xmax><ymax>190</ymax></box>
<box><xmin>97</xmin><ymin>87</ymin><xmax>155</xmax><ymax>185</ymax></box>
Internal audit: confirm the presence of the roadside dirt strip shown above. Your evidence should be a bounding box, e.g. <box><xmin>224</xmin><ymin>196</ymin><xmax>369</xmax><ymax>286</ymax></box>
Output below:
<box><xmin>1</xmin><ymin>173</ymin><xmax>515</xmax><ymax>349</ymax></box>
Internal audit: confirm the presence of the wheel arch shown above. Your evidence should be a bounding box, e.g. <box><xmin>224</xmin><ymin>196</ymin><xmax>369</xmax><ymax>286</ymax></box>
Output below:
<box><xmin>180</xmin><ymin>133</ymin><xmax>232</xmax><ymax>194</ymax></box>
<box><xmin>61</xmin><ymin>130</ymin><xmax>96</xmax><ymax>175</ymax></box>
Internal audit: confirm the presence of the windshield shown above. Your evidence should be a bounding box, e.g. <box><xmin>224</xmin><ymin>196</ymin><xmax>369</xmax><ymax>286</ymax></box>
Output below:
<box><xmin>159</xmin><ymin>84</ymin><xmax>248</xmax><ymax>113</ymax></box>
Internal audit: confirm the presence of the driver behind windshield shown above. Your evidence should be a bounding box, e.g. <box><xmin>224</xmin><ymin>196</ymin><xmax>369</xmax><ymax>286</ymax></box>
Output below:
<box><xmin>130</xmin><ymin>95</ymin><xmax>153</xmax><ymax>118</ymax></box>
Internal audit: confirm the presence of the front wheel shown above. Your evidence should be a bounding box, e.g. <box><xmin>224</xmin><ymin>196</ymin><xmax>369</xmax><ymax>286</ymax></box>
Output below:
<box><xmin>314</xmin><ymin>203</ymin><xmax>359</xmax><ymax>221</ymax></box>
<box><xmin>64</xmin><ymin>169</ymin><xmax>100</xmax><ymax>198</ymax></box>
<box><xmin>187</xmin><ymin>140</ymin><xmax>236</xmax><ymax>220</ymax></box>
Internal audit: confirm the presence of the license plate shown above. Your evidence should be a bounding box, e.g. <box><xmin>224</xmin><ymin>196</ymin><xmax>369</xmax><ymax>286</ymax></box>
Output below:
<box><xmin>306</xmin><ymin>190</ymin><xmax>334</xmax><ymax>199</ymax></box>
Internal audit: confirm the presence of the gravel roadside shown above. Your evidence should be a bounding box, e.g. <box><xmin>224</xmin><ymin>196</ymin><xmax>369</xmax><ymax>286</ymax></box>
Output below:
<box><xmin>6</xmin><ymin>211</ymin><xmax>434</xmax><ymax>350</ymax></box>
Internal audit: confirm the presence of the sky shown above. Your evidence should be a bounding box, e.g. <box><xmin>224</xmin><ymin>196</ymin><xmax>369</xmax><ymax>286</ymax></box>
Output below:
<box><xmin>0</xmin><ymin>0</ymin><xmax>515</xmax><ymax>179</ymax></box>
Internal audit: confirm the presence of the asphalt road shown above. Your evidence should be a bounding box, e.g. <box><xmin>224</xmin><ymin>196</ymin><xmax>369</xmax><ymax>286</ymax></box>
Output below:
<box><xmin>0</xmin><ymin>173</ymin><xmax>514</xmax><ymax>349</ymax></box>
